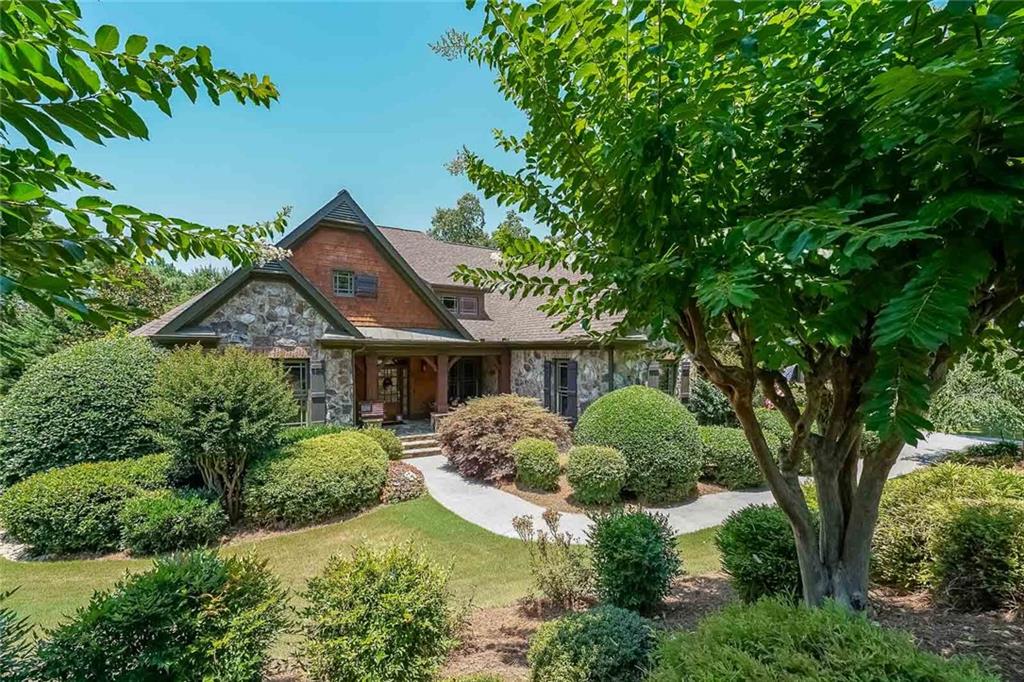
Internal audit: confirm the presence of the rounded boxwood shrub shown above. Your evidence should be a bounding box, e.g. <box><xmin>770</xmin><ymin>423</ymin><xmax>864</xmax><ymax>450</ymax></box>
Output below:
<box><xmin>586</xmin><ymin>508</ymin><xmax>681</xmax><ymax>613</ymax></box>
<box><xmin>512</xmin><ymin>438</ymin><xmax>561</xmax><ymax>491</ymax></box>
<box><xmin>437</xmin><ymin>395</ymin><xmax>571</xmax><ymax>482</ymax></box>
<box><xmin>716</xmin><ymin>504</ymin><xmax>804</xmax><ymax>602</ymax></box>
<box><xmin>873</xmin><ymin>464</ymin><xmax>1024</xmax><ymax>589</ymax></box>
<box><xmin>575</xmin><ymin>386</ymin><xmax>704</xmax><ymax>504</ymax></box>
<box><xmin>566</xmin><ymin>445</ymin><xmax>627</xmax><ymax>504</ymax></box>
<box><xmin>0</xmin><ymin>335</ymin><xmax>162</xmax><ymax>485</ymax></box>
<box><xmin>299</xmin><ymin>543</ymin><xmax>461</xmax><ymax>682</ymax></box>
<box><xmin>277</xmin><ymin>423</ymin><xmax>352</xmax><ymax>447</ymax></box>
<box><xmin>0</xmin><ymin>453</ymin><xmax>171</xmax><ymax>555</ymax></box>
<box><xmin>700</xmin><ymin>425</ymin><xmax>779</xmax><ymax>489</ymax></box>
<box><xmin>119</xmin><ymin>489</ymin><xmax>227</xmax><ymax>555</ymax></box>
<box><xmin>928</xmin><ymin>499</ymin><xmax>1024</xmax><ymax>610</ymax></box>
<box><xmin>527</xmin><ymin>605</ymin><xmax>655</xmax><ymax>682</ymax></box>
<box><xmin>361</xmin><ymin>426</ymin><xmax>404</xmax><ymax>460</ymax></box>
<box><xmin>36</xmin><ymin>551</ymin><xmax>287</xmax><ymax>681</ymax></box>
<box><xmin>647</xmin><ymin>599</ymin><xmax>997</xmax><ymax>682</ymax></box>
<box><xmin>244</xmin><ymin>432</ymin><xmax>388</xmax><ymax>527</ymax></box>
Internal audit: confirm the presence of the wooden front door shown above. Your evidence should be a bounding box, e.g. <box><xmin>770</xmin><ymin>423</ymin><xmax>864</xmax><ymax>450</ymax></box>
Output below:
<box><xmin>378</xmin><ymin>359</ymin><xmax>409</xmax><ymax>422</ymax></box>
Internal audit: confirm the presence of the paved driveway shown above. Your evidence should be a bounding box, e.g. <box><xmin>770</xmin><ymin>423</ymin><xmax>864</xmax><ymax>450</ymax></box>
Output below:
<box><xmin>410</xmin><ymin>433</ymin><xmax>982</xmax><ymax>541</ymax></box>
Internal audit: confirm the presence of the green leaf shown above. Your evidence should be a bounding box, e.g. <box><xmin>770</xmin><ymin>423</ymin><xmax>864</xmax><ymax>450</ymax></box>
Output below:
<box><xmin>7</xmin><ymin>183</ymin><xmax>44</xmax><ymax>202</ymax></box>
<box><xmin>125</xmin><ymin>34</ymin><xmax>148</xmax><ymax>56</ymax></box>
<box><xmin>94</xmin><ymin>25</ymin><xmax>119</xmax><ymax>51</ymax></box>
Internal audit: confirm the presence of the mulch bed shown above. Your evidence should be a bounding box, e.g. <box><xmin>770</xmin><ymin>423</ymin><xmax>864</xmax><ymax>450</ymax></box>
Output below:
<box><xmin>442</xmin><ymin>574</ymin><xmax>1024</xmax><ymax>681</ymax></box>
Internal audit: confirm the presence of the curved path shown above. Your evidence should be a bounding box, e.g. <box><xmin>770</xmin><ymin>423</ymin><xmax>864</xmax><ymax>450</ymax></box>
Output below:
<box><xmin>410</xmin><ymin>433</ymin><xmax>983</xmax><ymax>541</ymax></box>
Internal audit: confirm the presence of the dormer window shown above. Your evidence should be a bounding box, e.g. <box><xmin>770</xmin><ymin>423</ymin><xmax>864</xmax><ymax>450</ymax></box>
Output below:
<box><xmin>441</xmin><ymin>295</ymin><xmax>458</xmax><ymax>313</ymax></box>
<box><xmin>333</xmin><ymin>270</ymin><xmax>354</xmax><ymax>297</ymax></box>
<box><xmin>439</xmin><ymin>292</ymin><xmax>481</xmax><ymax>318</ymax></box>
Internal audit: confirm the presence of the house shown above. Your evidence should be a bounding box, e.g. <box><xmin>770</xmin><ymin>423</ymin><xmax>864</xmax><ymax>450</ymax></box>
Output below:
<box><xmin>133</xmin><ymin>190</ymin><xmax>656</xmax><ymax>426</ymax></box>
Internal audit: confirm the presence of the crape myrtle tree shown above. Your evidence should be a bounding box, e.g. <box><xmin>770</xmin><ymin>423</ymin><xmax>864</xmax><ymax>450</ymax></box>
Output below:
<box><xmin>1</xmin><ymin>0</ymin><xmax>289</xmax><ymax>328</ymax></box>
<box><xmin>438</xmin><ymin>1</ymin><xmax>1024</xmax><ymax>609</ymax></box>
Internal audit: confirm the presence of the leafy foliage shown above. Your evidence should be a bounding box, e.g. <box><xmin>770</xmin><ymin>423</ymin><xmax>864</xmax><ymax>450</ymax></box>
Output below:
<box><xmin>511</xmin><ymin>437</ymin><xmax>561</xmax><ymax>491</ymax></box>
<box><xmin>687</xmin><ymin>374</ymin><xmax>736</xmax><ymax>427</ymax></box>
<box><xmin>717</xmin><ymin>505</ymin><xmax>805</xmax><ymax>603</ymax></box>
<box><xmin>700</xmin><ymin>425</ymin><xmax>780</xmax><ymax>489</ymax></box>
<box><xmin>429</xmin><ymin>192</ymin><xmax>491</xmax><ymax>247</ymax></box>
<box><xmin>929</xmin><ymin>350</ymin><xmax>1024</xmax><ymax>439</ymax></box>
<box><xmin>574</xmin><ymin>386</ymin><xmax>703</xmax><ymax>504</ymax></box>
<box><xmin>299</xmin><ymin>543</ymin><xmax>461</xmax><ymax>682</ymax></box>
<box><xmin>36</xmin><ymin>551</ymin><xmax>287</xmax><ymax>681</ymax></box>
<box><xmin>948</xmin><ymin>441</ymin><xmax>1024</xmax><ymax>470</ymax></box>
<box><xmin>147</xmin><ymin>345</ymin><xmax>295</xmax><ymax>521</ymax></box>
<box><xmin>527</xmin><ymin>605</ymin><xmax>655</xmax><ymax>682</ymax></box>
<box><xmin>244</xmin><ymin>432</ymin><xmax>387</xmax><ymax>528</ymax></box>
<box><xmin>0</xmin><ymin>334</ymin><xmax>161</xmax><ymax>485</ymax></box>
<box><xmin>587</xmin><ymin>508</ymin><xmax>681</xmax><ymax>614</ymax></box>
<box><xmin>0</xmin><ymin>453</ymin><xmax>170</xmax><ymax>554</ymax></box>
<box><xmin>443</xmin><ymin>0</ymin><xmax>1024</xmax><ymax>607</ymax></box>
<box><xmin>118</xmin><ymin>489</ymin><xmax>226</xmax><ymax>555</ymax></box>
<box><xmin>928</xmin><ymin>499</ymin><xmax>1024</xmax><ymax>611</ymax></box>
<box><xmin>380</xmin><ymin>460</ymin><xmax>426</xmax><ymax>505</ymax></box>
<box><xmin>0</xmin><ymin>589</ymin><xmax>35</xmax><ymax>682</ymax></box>
<box><xmin>0</xmin><ymin>0</ymin><xmax>288</xmax><ymax>325</ymax></box>
<box><xmin>360</xmin><ymin>425</ymin><xmax>404</xmax><ymax>460</ymax></box>
<box><xmin>648</xmin><ymin>599</ymin><xmax>998</xmax><ymax>682</ymax></box>
<box><xmin>512</xmin><ymin>510</ymin><xmax>593</xmax><ymax>610</ymax></box>
<box><xmin>275</xmin><ymin>423</ymin><xmax>352</xmax><ymax>447</ymax></box>
<box><xmin>566</xmin><ymin>445</ymin><xmax>627</xmax><ymax>505</ymax></box>
<box><xmin>437</xmin><ymin>394</ymin><xmax>571</xmax><ymax>482</ymax></box>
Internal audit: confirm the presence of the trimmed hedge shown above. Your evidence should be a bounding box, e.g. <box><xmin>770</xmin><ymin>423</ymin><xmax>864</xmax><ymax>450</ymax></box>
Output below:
<box><xmin>512</xmin><ymin>438</ymin><xmax>561</xmax><ymax>491</ymax></box>
<box><xmin>754</xmin><ymin>407</ymin><xmax>790</xmax><ymax>449</ymax></box>
<box><xmin>36</xmin><ymin>551</ymin><xmax>287</xmax><ymax>681</ymax></box>
<box><xmin>437</xmin><ymin>395</ymin><xmax>571</xmax><ymax>482</ymax></box>
<box><xmin>299</xmin><ymin>543</ymin><xmax>461</xmax><ymax>682</ymax></box>
<box><xmin>647</xmin><ymin>599</ymin><xmax>998</xmax><ymax>681</ymax></box>
<box><xmin>873</xmin><ymin>464</ymin><xmax>1024</xmax><ymax>589</ymax></box>
<box><xmin>700</xmin><ymin>425</ymin><xmax>779</xmax><ymax>489</ymax></box>
<box><xmin>119</xmin><ymin>489</ymin><xmax>226</xmax><ymax>555</ymax></box>
<box><xmin>566</xmin><ymin>445</ymin><xmax>627</xmax><ymax>504</ymax></box>
<box><xmin>716</xmin><ymin>504</ymin><xmax>804</xmax><ymax>602</ymax></box>
<box><xmin>928</xmin><ymin>499</ymin><xmax>1024</xmax><ymax>610</ymax></box>
<box><xmin>0</xmin><ymin>336</ymin><xmax>162</xmax><ymax>485</ymax></box>
<box><xmin>361</xmin><ymin>426</ymin><xmax>404</xmax><ymax>460</ymax></box>
<box><xmin>244</xmin><ymin>432</ymin><xmax>388</xmax><ymax>527</ymax></box>
<box><xmin>587</xmin><ymin>508</ymin><xmax>681</xmax><ymax>613</ymax></box>
<box><xmin>277</xmin><ymin>424</ymin><xmax>352</xmax><ymax>447</ymax></box>
<box><xmin>947</xmin><ymin>440</ymin><xmax>1024</xmax><ymax>469</ymax></box>
<box><xmin>575</xmin><ymin>386</ymin><xmax>704</xmax><ymax>504</ymax></box>
<box><xmin>527</xmin><ymin>605</ymin><xmax>655</xmax><ymax>682</ymax></box>
<box><xmin>0</xmin><ymin>454</ymin><xmax>171</xmax><ymax>555</ymax></box>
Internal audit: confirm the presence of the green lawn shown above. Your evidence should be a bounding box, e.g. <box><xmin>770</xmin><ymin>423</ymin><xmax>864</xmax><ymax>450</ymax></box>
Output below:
<box><xmin>2</xmin><ymin>495</ymin><xmax>721</xmax><ymax>632</ymax></box>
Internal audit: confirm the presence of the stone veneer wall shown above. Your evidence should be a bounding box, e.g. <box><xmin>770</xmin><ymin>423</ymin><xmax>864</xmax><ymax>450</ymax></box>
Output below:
<box><xmin>200</xmin><ymin>277</ymin><xmax>355</xmax><ymax>425</ymax></box>
<box><xmin>510</xmin><ymin>347</ymin><xmax>648</xmax><ymax>415</ymax></box>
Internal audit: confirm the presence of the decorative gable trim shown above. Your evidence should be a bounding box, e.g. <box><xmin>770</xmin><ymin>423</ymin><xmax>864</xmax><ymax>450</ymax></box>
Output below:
<box><xmin>277</xmin><ymin>190</ymin><xmax>474</xmax><ymax>340</ymax></box>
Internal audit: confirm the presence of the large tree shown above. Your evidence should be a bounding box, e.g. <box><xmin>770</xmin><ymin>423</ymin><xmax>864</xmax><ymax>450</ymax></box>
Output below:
<box><xmin>442</xmin><ymin>0</ymin><xmax>1024</xmax><ymax>609</ymax></box>
<box><xmin>429</xmin><ymin>192</ymin><xmax>491</xmax><ymax>246</ymax></box>
<box><xmin>1</xmin><ymin>0</ymin><xmax>288</xmax><ymax>328</ymax></box>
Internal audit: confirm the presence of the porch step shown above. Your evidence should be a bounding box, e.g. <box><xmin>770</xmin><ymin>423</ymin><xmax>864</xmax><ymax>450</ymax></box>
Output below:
<box><xmin>398</xmin><ymin>432</ymin><xmax>441</xmax><ymax>458</ymax></box>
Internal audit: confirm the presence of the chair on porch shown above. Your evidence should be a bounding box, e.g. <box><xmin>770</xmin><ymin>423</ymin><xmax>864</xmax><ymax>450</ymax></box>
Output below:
<box><xmin>359</xmin><ymin>401</ymin><xmax>385</xmax><ymax>427</ymax></box>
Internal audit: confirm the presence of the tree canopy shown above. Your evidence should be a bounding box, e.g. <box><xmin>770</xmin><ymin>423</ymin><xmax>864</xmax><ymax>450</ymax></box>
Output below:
<box><xmin>0</xmin><ymin>0</ymin><xmax>288</xmax><ymax>328</ymax></box>
<box><xmin>429</xmin><ymin>192</ymin><xmax>529</xmax><ymax>248</ymax></box>
<box><xmin>443</xmin><ymin>0</ymin><xmax>1024</xmax><ymax>608</ymax></box>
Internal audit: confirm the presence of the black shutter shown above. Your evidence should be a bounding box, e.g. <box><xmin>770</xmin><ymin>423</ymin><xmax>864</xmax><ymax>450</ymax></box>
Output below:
<box><xmin>566</xmin><ymin>360</ymin><xmax>579</xmax><ymax>423</ymax></box>
<box><xmin>309</xmin><ymin>360</ymin><xmax>327</xmax><ymax>423</ymax></box>
<box><xmin>543</xmin><ymin>360</ymin><xmax>553</xmax><ymax>410</ymax></box>
<box><xmin>355</xmin><ymin>274</ymin><xmax>378</xmax><ymax>298</ymax></box>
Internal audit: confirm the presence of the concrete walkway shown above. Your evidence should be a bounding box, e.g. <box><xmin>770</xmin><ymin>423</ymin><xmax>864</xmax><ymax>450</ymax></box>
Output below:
<box><xmin>410</xmin><ymin>432</ymin><xmax>982</xmax><ymax>541</ymax></box>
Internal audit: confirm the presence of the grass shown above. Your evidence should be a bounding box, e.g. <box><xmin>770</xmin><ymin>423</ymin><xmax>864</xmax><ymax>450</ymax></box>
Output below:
<box><xmin>2</xmin><ymin>495</ymin><xmax>721</xmax><ymax>632</ymax></box>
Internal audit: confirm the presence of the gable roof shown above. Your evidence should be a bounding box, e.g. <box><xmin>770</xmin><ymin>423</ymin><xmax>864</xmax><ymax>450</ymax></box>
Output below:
<box><xmin>132</xmin><ymin>260</ymin><xmax>362</xmax><ymax>340</ymax></box>
<box><xmin>276</xmin><ymin>190</ymin><xmax>472</xmax><ymax>340</ymax></box>
<box><xmin>378</xmin><ymin>226</ymin><xmax>627</xmax><ymax>343</ymax></box>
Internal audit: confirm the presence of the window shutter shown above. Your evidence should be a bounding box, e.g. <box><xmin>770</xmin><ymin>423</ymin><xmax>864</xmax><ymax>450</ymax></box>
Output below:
<box><xmin>459</xmin><ymin>296</ymin><xmax>479</xmax><ymax>318</ymax></box>
<box><xmin>566</xmin><ymin>360</ymin><xmax>579</xmax><ymax>423</ymax></box>
<box><xmin>543</xmin><ymin>360</ymin><xmax>553</xmax><ymax>410</ymax></box>
<box><xmin>309</xmin><ymin>360</ymin><xmax>327</xmax><ymax>423</ymax></box>
<box><xmin>355</xmin><ymin>274</ymin><xmax>378</xmax><ymax>298</ymax></box>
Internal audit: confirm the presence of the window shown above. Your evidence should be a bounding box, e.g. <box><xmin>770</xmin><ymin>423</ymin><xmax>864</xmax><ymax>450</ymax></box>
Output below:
<box><xmin>441</xmin><ymin>295</ymin><xmax>458</xmax><ymax>313</ymax></box>
<box><xmin>280</xmin><ymin>359</ymin><xmax>310</xmax><ymax>425</ymax></box>
<box><xmin>333</xmin><ymin>270</ymin><xmax>354</xmax><ymax>297</ymax></box>
<box><xmin>448</xmin><ymin>358</ymin><xmax>481</xmax><ymax>404</ymax></box>
<box><xmin>439</xmin><ymin>293</ymin><xmax>481</xmax><ymax>318</ymax></box>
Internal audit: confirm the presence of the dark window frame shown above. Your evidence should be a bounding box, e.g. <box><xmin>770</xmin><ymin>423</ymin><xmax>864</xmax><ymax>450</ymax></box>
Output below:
<box><xmin>332</xmin><ymin>270</ymin><xmax>355</xmax><ymax>297</ymax></box>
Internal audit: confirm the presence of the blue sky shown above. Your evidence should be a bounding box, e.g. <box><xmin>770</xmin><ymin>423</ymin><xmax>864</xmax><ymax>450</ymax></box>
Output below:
<box><xmin>67</xmin><ymin>1</ymin><xmax>529</xmax><ymax>268</ymax></box>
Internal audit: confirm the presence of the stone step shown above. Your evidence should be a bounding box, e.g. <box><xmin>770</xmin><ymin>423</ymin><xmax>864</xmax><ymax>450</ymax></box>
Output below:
<box><xmin>403</xmin><ymin>445</ymin><xmax>442</xmax><ymax>458</ymax></box>
<box><xmin>398</xmin><ymin>432</ymin><xmax>437</xmax><ymax>442</ymax></box>
<box><xmin>401</xmin><ymin>439</ymin><xmax>438</xmax><ymax>450</ymax></box>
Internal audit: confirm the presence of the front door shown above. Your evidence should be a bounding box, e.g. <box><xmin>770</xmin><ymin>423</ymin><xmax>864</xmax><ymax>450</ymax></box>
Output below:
<box><xmin>378</xmin><ymin>359</ymin><xmax>408</xmax><ymax>422</ymax></box>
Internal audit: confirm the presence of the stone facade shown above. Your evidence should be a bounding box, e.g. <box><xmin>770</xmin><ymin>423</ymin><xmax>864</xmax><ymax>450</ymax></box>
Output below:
<box><xmin>201</xmin><ymin>277</ymin><xmax>355</xmax><ymax>425</ymax></box>
<box><xmin>510</xmin><ymin>348</ymin><xmax>648</xmax><ymax>415</ymax></box>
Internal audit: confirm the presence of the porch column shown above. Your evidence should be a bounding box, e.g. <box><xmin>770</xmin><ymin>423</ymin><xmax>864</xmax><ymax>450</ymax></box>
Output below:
<box><xmin>435</xmin><ymin>353</ymin><xmax>449</xmax><ymax>413</ymax></box>
<box><xmin>499</xmin><ymin>348</ymin><xmax>511</xmax><ymax>393</ymax></box>
<box><xmin>365</xmin><ymin>352</ymin><xmax>379</xmax><ymax>401</ymax></box>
